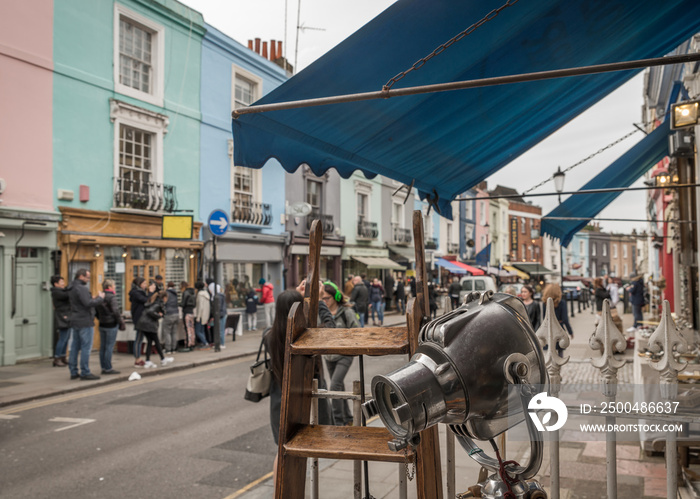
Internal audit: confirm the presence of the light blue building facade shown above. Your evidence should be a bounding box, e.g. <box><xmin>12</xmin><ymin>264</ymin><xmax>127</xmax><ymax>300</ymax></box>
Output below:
<box><xmin>200</xmin><ymin>26</ymin><xmax>288</xmax><ymax>304</ymax></box>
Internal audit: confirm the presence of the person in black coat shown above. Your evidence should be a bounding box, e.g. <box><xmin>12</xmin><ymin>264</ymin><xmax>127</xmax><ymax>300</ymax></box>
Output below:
<box><xmin>384</xmin><ymin>274</ymin><xmax>394</xmax><ymax>312</ymax></box>
<box><xmin>179</xmin><ymin>281</ymin><xmax>196</xmax><ymax>350</ymax></box>
<box><xmin>129</xmin><ymin>277</ymin><xmax>154</xmax><ymax>366</ymax></box>
<box><xmin>626</xmin><ymin>275</ymin><xmax>646</xmax><ymax>328</ymax></box>
<box><xmin>349</xmin><ymin>276</ymin><xmax>369</xmax><ymax>327</ymax></box>
<box><xmin>135</xmin><ymin>291</ymin><xmax>173</xmax><ymax>368</ymax></box>
<box><xmin>520</xmin><ymin>284</ymin><xmax>541</xmax><ymax>331</ymax></box>
<box><xmin>67</xmin><ymin>269</ymin><xmax>104</xmax><ymax>380</ymax></box>
<box><xmin>95</xmin><ymin>279</ymin><xmax>121</xmax><ymax>375</ymax></box>
<box><xmin>50</xmin><ymin>275</ymin><xmax>72</xmax><ymax>367</ymax></box>
<box><xmin>594</xmin><ymin>277</ymin><xmax>611</xmax><ymax>313</ymax></box>
<box><xmin>395</xmin><ymin>278</ymin><xmax>406</xmax><ymax>315</ymax></box>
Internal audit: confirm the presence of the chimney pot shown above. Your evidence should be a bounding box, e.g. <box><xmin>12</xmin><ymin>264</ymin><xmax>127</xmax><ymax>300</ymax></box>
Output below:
<box><xmin>248</xmin><ymin>40</ymin><xmax>253</xmax><ymax>50</ymax></box>
<box><xmin>278</xmin><ymin>41</ymin><xmax>283</xmax><ymax>59</ymax></box>
<box><xmin>254</xmin><ymin>38</ymin><xmax>261</xmax><ymax>54</ymax></box>
<box><xmin>270</xmin><ymin>39</ymin><xmax>277</xmax><ymax>60</ymax></box>
<box><xmin>262</xmin><ymin>41</ymin><xmax>268</xmax><ymax>59</ymax></box>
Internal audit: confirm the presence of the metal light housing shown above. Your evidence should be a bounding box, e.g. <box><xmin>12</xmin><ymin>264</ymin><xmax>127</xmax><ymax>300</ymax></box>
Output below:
<box><xmin>364</xmin><ymin>291</ymin><xmax>547</xmax><ymax>480</ymax></box>
<box><xmin>671</xmin><ymin>101</ymin><xmax>700</xmax><ymax>129</ymax></box>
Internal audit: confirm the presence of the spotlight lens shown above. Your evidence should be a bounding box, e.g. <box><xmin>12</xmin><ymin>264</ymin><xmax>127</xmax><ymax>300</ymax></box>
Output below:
<box><xmin>673</xmin><ymin>102</ymin><xmax>699</xmax><ymax>128</ymax></box>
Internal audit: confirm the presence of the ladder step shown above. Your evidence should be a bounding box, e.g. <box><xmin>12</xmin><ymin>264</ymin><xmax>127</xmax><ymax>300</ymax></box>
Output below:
<box><xmin>291</xmin><ymin>327</ymin><xmax>409</xmax><ymax>356</ymax></box>
<box><xmin>284</xmin><ymin>425</ymin><xmax>414</xmax><ymax>462</ymax></box>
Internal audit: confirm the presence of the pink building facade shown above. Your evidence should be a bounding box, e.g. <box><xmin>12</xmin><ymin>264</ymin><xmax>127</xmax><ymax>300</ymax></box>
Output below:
<box><xmin>0</xmin><ymin>0</ymin><xmax>60</xmax><ymax>365</ymax></box>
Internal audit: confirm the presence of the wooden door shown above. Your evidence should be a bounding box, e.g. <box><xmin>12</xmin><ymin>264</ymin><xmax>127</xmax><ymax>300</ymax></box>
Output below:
<box><xmin>14</xmin><ymin>261</ymin><xmax>43</xmax><ymax>360</ymax></box>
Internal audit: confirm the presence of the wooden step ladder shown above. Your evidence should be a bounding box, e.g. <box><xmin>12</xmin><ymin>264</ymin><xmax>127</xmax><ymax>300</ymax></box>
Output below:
<box><xmin>274</xmin><ymin>211</ymin><xmax>443</xmax><ymax>499</ymax></box>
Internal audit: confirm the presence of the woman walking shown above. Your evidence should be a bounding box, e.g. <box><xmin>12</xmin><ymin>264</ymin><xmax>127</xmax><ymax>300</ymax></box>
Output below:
<box><xmin>129</xmin><ymin>277</ymin><xmax>153</xmax><ymax>367</ymax></box>
<box><xmin>626</xmin><ymin>274</ymin><xmax>646</xmax><ymax>329</ymax></box>
<box><xmin>369</xmin><ymin>278</ymin><xmax>385</xmax><ymax>326</ymax></box>
<box><xmin>594</xmin><ymin>277</ymin><xmax>611</xmax><ymax>325</ymax></box>
<box><xmin>542</xmin><ymin>283</ymin><xmax>573</xmax><ymax>355</ymax></box>
<box><xmin>520</xmin><ymin>284</ymin><xmax>542</xmax><ymax>331</ymax></box>
<box><xmin>135</xmin><ymin>291</ymin><xmax>174</xmax><ymax>368</ymax></box>
<box><xmin>321</xmin><ymin>281</ymin><xmax>359</xmax><ymax>426</ymax></box>
<box><xmin>265</xmin><ymin>289</ymin><xmax>304</xmax><ymax>478</ymax></box>
<box><xmin>193</xmin><ymin>281</ymin><xmax>211</xmax><ymax>348</ymax></box>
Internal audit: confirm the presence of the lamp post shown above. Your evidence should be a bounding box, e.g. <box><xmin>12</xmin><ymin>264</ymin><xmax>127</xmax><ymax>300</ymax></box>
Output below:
<box><xmin>553</xmin><ymin>167</ymin><xmax>566</xmax><ymax>285</ymax></box>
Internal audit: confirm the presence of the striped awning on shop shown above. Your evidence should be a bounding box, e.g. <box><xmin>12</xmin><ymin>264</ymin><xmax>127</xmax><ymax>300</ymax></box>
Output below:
<box><xmin>352</xmin><ymin>256</ymin><xmax>406</xmax><ymax>270</ymax></box>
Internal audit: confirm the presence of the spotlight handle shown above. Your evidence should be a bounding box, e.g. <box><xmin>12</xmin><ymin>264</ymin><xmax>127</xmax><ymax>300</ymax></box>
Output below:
<box><xmin>454</xmin><ymin>384</ymin><xmax>543</xmax><ymax>481</ymax></box>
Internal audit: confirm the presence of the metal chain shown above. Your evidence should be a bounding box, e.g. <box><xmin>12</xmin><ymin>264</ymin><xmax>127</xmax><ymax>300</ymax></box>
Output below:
<box><xmin>404</xmin><ymin>448</ymin><xmax>416</xmax><ymax>481</ymax></box>
<box><xmin>522</xmin><ymin>110</ymin><xmax>669</xmax><ymax>195</ymax></box>
<box><xmin>383</xmin><ymin>0</ymin><xmax>520</xmax><ymax>91</ymax></box>
<box><xmin>522</xmin><ymin>127</ymin><xmax>640</xmax><ymax>194</ymax></box>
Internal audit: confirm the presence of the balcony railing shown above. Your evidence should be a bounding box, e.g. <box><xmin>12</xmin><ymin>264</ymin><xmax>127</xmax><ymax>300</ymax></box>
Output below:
<box><xmin>306</xmin><ymin>209</ymin><xmax>335</xmax><ymax>235</ymax></box>
<box><xmin>232</xmin><ymin>201</ymin><xmax>272</xmax><ymax>226</ymax></box>
<box><xmin>113</xmin><ymin>177</ymin><xmax>177</xmax><ymax>212</ymax></box>
<box><xmin>425</xmin><ymin>237</ymin><xmax>438</xmax><ymax>249</ymax></box>
<box><xmin>447</xmin><ymin>242</ymin><xmax>460</xmax><ymax>254</ymax></box>
<box><xmin>357</xmin><ymin>219</ymin><xmax>379</xmax><ymax>240</ymax></box>
<box><xmin>392</xmin><ymin>224</ymin><xmax>412</xmax><ymax>246</ymax></box>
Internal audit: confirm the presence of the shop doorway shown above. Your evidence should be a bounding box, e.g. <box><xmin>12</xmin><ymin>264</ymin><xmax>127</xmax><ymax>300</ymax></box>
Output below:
<box><xmin>13</xmin><ymin>259</ymin><xmax>43</xmax><ymax>360</ymax></box>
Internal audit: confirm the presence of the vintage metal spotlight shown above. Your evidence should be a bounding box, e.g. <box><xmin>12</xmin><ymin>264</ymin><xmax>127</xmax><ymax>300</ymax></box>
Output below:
<box><xmin>363</xmin><ymin>291</ymin><xmax>549</xmax><ymax>499</ymax></box>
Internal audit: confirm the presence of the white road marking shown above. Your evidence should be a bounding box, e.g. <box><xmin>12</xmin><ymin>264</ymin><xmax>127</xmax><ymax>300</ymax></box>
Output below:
<box><xmin>48</xmin><ymin>417</ymin><xmax>95</xmax><ymax>432</ymax></box>
<box><xmin>0</xmin><ymin>414</ymin><xmax>20</xmax><ymax>420</ymax></box>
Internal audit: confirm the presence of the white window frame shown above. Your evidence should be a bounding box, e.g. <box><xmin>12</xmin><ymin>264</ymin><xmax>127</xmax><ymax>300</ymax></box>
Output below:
<box><xmin>446</xmin><ymin>222</ymin><xmax>453</xmax><ymax>245</ymax></box>
<box><xmin>623</xmin><ymin>263</ymin><xmax>628</xmax><ymax>276</ymax></box>
<box><xmin>592</xmin><ymin>243</ymin><xmax>597</xmax><ymax>256</ymax></box>
<box><xmin>231</xmin><ymin>64</ymin><xmax>263</xmax><ymax>111</ymax></box>
<box><xmin>110</xmin><ymin>99</ymin><xmax>167</xmax><ymax>195</ymax></box>
<box><xmin>391</xmin><ymin>198</ymin><xmax>404</xmax><ymax>227</ymax></box>
<box><xmin>479</xmin><ymin>201</ymin><xmax>486</xmax><ymax>225</ymax></box>
<box><xmin>612</xmin><ymin>244</ymin><xmax>618</xmax><ymax>258</ymax></box>
<box><xmin>580</xmin><ymin>241</ymin><xmax>584</xmax><ymax>254</ymax></box>
<box><xmin>228</xmin><ymin>139</ymin><xmax>262</xmax><ymax>212</ymax></box>
<box><xmin>114</xmin><ymin>4</ymin><xmax>164</xmax><ymax>107</ymax></box>
<box><xmin>602</xmin><ymin>244</ymin><xmax>607</xmax><ymax>257</ymax></box>
<box><xmin>622</xmin><ymin>244</ymin><xmax>628</xmax><ymax>258</ymax></box>
<box><xmin>465</xmin><ymin>200</ymin><xmax>472</xmax><ymax>220</ymax></box>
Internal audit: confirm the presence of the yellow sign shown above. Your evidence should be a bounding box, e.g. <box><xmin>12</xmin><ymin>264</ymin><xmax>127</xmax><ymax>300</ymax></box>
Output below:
<box><xmin>162</xmin><ymin>215</ymin><xmax>193</xmax><ymax>240</ymax></box>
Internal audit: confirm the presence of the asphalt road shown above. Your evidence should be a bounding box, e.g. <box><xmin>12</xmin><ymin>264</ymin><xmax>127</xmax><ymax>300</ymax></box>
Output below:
<box><xmin>0</xmin><ymin>350</ymin><xmax>409</xmax><ymax>499</ymax></box>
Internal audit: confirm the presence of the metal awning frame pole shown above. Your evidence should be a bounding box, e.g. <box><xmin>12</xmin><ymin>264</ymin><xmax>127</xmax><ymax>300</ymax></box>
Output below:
<box><xmin>232</xmin><ymin>52</ymin><xmax>700</xmax><ymax>118</ymax></box>
<box><xmin>455</xmin><ymin>183</ymin><xmax>700</xmax><ymax>202</ymax></box>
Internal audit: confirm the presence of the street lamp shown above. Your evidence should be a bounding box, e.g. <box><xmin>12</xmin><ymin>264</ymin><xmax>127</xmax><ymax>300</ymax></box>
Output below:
<box><xmin>553</xmin><ymin>167</ymin><xmax>565</xmax><ymax>285</ymax></box>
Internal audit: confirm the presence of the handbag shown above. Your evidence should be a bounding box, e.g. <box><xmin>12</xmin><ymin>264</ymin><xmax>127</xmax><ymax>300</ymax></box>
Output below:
<box><xmin>244</xmin><ymin>334</ymin><xmax>272</xmax><ymax>402</ymax></box>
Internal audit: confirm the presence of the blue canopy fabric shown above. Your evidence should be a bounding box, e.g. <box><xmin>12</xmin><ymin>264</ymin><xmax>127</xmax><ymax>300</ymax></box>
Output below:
<box><xmin>435</xmin><ymin>258</ymin><xmax>467</xmax><ymax>274</ymax></box>
<box><xmin>232</xmin><ymin>0</ymin><xmax>700</xmax><ymax>219</ymax></box>
<box><xmin>541</xmin><ymin>119</ymin><xmax>671</xmax><ymax>247</ymax></box>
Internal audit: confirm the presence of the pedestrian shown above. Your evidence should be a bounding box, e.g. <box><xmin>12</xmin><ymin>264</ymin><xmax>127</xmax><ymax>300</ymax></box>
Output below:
<box><xmin>50</xmin><ymin>275</ymin><xmax>71</xmax><ymax>367</ymax></box>
<box><xmin>448</xmin><ymin>276</ymin><xmax>461</xmax><ymax>310</ymax></box>
<box><xmin>606</xmin><ymin>277</ymin><xmax>620</xmax><ymax>314</ymax></box>
<box><xmin>409</xmin><ymin>276</ymin><xmax>417</xmax><ymax>298</ymax></box>
<box><xmin>194</xmin><ymin>281</ymin><xmax>211</xmax><ymax>348</ymax></box>
<box><xmin>95</xmin><ymin>279</ymin><xmax>121</xmax><ymax>375</ymax></box>
<box><xmin>256</xmin><ymin>278</ymin><xmax>276</xmax><ymax>328</ymax></box>
<box><xmin>213</xmin><ymin>284</ymin><xmax>227</xmax><ymax>348</ymax></box>
<box><xmin>542</xmin><ymin>284</ymin><xmax>573</xmax><ymax>356</ymax></box>
<box><xmin>594</xmin><ymin>277</ymin><xmax>611</xmax><ymax>318</ymax></box>
<box><xmin>154</xmin><ymin>274</ymin><xmax>164</xmax><ymax>292</ymax></box>
<box><xmin>369</xmin><ymin>278</ymin><xmax>385</xmax><ymax>326</ymax></box>
<box><xmin>503</xmin><ymin>285</ymin><xmax>517</xmax><ymax>296</ymax></box>
<box><xmin>428</xmin><ymin>281</ymin><xmax>438</xmax><ymax>319</ymax></box>
<box><xmin>265</xmin><ymin>289</ymin><xmax>304</xmax><ymax>476</ymax></box>
<box><xmin>135</xmin><ymin>291</ymin><xmax>174</xmax><ymax>368</ymax></box>
<box><xmin>67</xmin><ymin>269</ymin><xmax>104</xmax><ymax>380</ymax></box>
<box><xmin>179</xmin><ymin>281</ymin><xmax>196</xmax><ymax>351</ymax></box>
<box><xmin>349</xmin><ymin>275</ymin><xmax>369</xmax><ymax>327</ymax></box>
<box><xmin>384</xmin><ymin>273</ymin><xmax>394</xmax><ymax>312</ymax></box>
<box><xmin>129</xmin><ymin>277</ymin><xmax>154</xmax><ymax>367</ymax></box>
<box><xmin>321</xmin><ymin>281</ymin><xmax>359</xmax><ymax>426</ymax></box>
<box><xmin>520</xmin><ymin>284</ymin><xmax>541</xmax><ymax>331</ymax></box>
<box><xmin>161</xmin><ymin>282</ymin><xmax>179</xmax><ymax>354</ymax></box>
<box><xmin>626</xmin><ymin>274</ymin><xmax>646</xmax><ymax>329</ymax></box>
<box><xmin>344</xmin><ymin>274</ymin><xmax>355</xmax><ymax>296</ymax></box>
<box><xmin>395</xmin><ymin>278</ymin><xmax>406</xmax><ymax>315</ymax></box>
<box><xmin>245</xmin><ymin>288</ymin><xmax>259</xmax><ymax>331</ymax></box>
<box><xmin>360</xmin><ymin>274</ymin><xmax>371</xmax><ymax>325</ymax></box>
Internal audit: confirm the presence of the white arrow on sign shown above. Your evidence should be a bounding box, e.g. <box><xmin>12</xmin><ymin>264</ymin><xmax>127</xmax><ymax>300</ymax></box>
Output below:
<box><xmin>49</xmin><ymin>417</ymin><xmax>95</xmax><ymax>432</ymax></box>
<box><xmin>210</xmin><ymin>218</ymin><xmax>228</xmax><ymax>229</ymax></box>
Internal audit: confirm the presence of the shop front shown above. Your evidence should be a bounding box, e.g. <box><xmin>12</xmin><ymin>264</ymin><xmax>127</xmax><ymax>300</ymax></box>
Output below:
<box><xmin>212</xmin><ymin>231</ymin><xmax>285</xmax><ymax>310</ymax></box>
<box><xmin>342</xmin><ymin>246</ymin><xmax>406</xmax><ymax>281</ymax></box>
<box><xmin>0</xmin><ymin>209</ymin><xmax>61</xmax><ymax>365</ymax></box>
<box><xmin>288</xmin><ymin>237</ymin><xmax>343</xmax><ymax>287</ymax></box>
<box><xmin>58</xmin><ymin>208</ymin><xmax>202</xmax><ymax>349</ymax></box>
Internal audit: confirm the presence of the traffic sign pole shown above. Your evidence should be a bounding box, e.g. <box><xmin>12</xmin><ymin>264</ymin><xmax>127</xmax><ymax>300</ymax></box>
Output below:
<box><xmin>207</xmin><ymin>210</ymin><xmax>228</xmax><ymax>353</ymax></box>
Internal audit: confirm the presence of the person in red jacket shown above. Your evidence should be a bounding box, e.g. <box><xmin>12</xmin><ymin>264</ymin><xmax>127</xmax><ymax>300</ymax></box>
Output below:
<box><xmin>256</xmin><ymin>278</ymin><xmax>275</xmax><ymax>328</ymax></box>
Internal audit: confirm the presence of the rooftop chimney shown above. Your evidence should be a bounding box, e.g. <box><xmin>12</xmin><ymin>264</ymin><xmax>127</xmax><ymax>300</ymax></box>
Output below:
<box><xmin>262</xmin><ymin>41</ymin><xmax>268</xmax><ymax>59</ymax></box>
<box><xmin>247</xmin><ymin>40</ymin><xmax>253</xmax><ymax>50</ymax></box>
<box><xmin>254</xmin><ymin>38</ymin><xmax>261</xmax><ymax>54</ymax></box>
<box><xmin>270</xmin><ymin>39</ymin><xmax>277</xmax><ymax>61</ymax></box>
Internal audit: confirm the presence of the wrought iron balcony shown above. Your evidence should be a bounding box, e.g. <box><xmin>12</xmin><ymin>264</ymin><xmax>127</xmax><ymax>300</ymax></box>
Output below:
<box><xmin>392</xmin><ymin>224</ymin><xmax>412</xmax><ymax>246</ymax></box>
<box><xmin>357</xmin><ymin>218</ymin><xmax>379</xmax><ymax>240</ymax></box>
<box><xmin>232</xmin><ymin>200</ymin><xmax>272</xmax><ymax>226</ymax></box>
<box><xmin>113</xmin><ymin>177</ymin><xmax>177</xmax><ymax>212</ymax></box>
<box><xmin>305</xmin><ymin>209</ymin><xmax>335</xmax><ymax>235</ymax></box>
<box><xmin>425</xmin><ymin>237</ymin><xmax>438</xmax><ymax>249</ymax></box>
<box><xmin>447</xmin><ymin>242</ymin><xmax>460</xmax><ymax>254</ymax></box>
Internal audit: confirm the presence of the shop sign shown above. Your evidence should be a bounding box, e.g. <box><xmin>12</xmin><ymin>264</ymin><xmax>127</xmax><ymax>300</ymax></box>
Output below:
<box><xmin>162</xmin><ymin>215</ymin><xmax>194</xmax><ymax>240</ymax></box>
<box><xmin>510</xmin><ymin>218</ymin><xmax>518</xmax><ymax>252</ymax></box>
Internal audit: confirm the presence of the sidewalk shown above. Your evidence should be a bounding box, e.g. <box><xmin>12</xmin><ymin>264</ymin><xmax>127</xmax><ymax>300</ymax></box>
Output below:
<box><xmin>0</xmin><ymin>329</ymin><xmax>264</xmax><ymax>408</ymax></box>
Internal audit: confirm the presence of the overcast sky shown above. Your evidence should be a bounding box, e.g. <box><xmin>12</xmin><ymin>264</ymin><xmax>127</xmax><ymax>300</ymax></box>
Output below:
<box><xmin>182</xmin><ymin>0</ymin><xmax>650</xmax><ymax>235</ymax></box>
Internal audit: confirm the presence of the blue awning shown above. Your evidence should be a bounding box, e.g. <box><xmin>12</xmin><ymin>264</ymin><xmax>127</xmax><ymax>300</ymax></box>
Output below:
<box><xmin>232</xmin><ymin>0</ymin><xmax>700</xmax><ymax>219</ymax></box>
<box><xmin>541</xmin><ymin>119</ymin><xmax>671</xmax><ymax>247</ymax></box>
<box><xmin>435</xmin><ymin>258</ymin><xmax>467</xmax><ymax>274</ymax></box>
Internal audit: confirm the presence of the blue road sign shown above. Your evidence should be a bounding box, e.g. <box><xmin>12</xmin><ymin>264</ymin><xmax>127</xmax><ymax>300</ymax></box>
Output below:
<box><xmin>208</xmin><ymin>209</ymin><xmax>229</xmax><ymax>236</ymax></box>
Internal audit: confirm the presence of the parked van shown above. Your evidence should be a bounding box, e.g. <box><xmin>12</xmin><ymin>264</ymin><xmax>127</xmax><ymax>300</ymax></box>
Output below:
<box><xmin>458</xmin><ymin>275</ymin><xmax>497</xmax><ymax>304</ymax></box>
